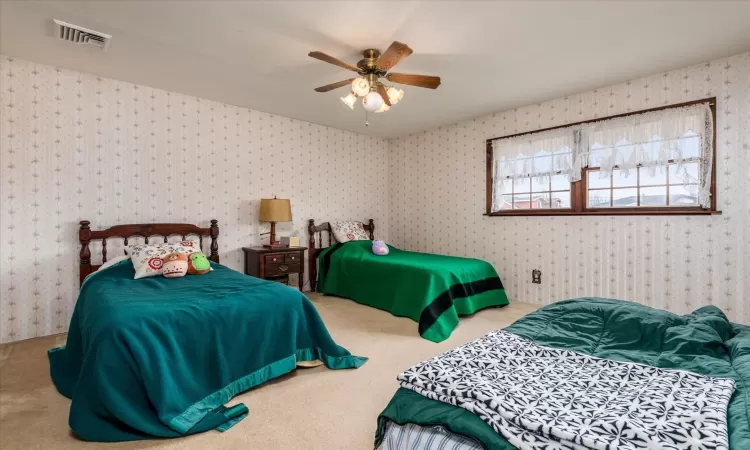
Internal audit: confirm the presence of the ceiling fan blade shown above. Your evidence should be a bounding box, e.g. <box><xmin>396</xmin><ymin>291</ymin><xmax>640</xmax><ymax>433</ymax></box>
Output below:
<box><xmin>376</xmin><ymin>41</ymin><xmax>413</xmax><ymax>72</ymax></box>
<box><xmin>376</xmin><ymin>84</ymin><xmax>391</xmax><ymax>106</ymax></box>
<box><xmin>387</xmin><ymin>73</ymin><xmax>441</xmax><ymax>89</ymax></box>
<box><xmin>308</xmin><ymin>51</ymin><xmax>359</xmax><ymax>72</ymax></box>
<box><xmin>314</xmin><ymin>79</ymin><xmax>355</xmax><ymax>92</ymax></box>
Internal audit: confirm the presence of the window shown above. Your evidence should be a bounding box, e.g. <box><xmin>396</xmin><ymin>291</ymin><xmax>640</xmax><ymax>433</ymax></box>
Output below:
<box><xmin>486</xmin><ymin>98</ymin><xmax>716</xmax><ymax>216</ymax></box>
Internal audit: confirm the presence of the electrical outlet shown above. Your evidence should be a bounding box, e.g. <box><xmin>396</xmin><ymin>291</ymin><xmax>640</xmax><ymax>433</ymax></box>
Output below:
<box><xmin>532</xmin><ymin>269</ymin><xmax>541</xmax><ymax>284</ymax></box>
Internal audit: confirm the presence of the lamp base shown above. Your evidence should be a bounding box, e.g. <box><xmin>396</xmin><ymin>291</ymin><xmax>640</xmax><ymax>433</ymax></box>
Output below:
<box><xmin>263</xmin><ymin>241</ymin><xmax>287</xmax><ymax>249</ymax></box>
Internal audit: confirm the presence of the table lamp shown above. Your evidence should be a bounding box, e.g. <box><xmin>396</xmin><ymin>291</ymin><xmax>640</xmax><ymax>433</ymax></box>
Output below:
<box><xmin>259</xmin><ymin>197</ymin><xmax>292</xmax><ymax>248</ymax></box>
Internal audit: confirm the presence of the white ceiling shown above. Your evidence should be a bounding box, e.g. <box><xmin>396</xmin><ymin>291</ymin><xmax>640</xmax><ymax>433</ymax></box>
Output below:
<box><xmin>2</xmin><ymin>1</ymin><xmax>750</xmax><ymax>138</ymax></box>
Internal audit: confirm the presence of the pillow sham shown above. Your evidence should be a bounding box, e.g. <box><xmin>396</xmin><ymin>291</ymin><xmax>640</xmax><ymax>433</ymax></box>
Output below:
<box><xmin>128</xmin><ymin>240</ymin><xmax>201</xmax><ymax>279</ymax></box>
<box><xmin>330</xmin><ymin>221</ymin><xmax>370</xmax><ymax>243</ymax></box>
<box><xmin>98</xmin><ymin>255</ymin><xmax>131</xmax><ymax>272</ymax></box>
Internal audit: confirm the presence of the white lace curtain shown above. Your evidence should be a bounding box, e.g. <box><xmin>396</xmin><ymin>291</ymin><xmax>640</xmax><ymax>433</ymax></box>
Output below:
<box><xmin>491</xmin><ymin>128</ymin><xmax>578</xmax><ymax>211</ymax></box>
<box><xmin>492</xmin><ymin>103</ymin><xmax>714</xmax><ymax>210</ymax></box>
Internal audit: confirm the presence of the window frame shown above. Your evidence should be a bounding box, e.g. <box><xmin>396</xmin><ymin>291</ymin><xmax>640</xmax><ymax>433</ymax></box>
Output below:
<box><xmin>485</xmin><ymin>98</ymin><xmax>718</xmax><ymax>216</ymax></box>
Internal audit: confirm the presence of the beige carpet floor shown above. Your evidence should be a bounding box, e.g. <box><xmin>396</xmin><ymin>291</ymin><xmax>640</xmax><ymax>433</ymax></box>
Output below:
<box><xmin>0</xmin><ymin>294</ymin><xmax>539</xmax><ymax>450</ymax></box>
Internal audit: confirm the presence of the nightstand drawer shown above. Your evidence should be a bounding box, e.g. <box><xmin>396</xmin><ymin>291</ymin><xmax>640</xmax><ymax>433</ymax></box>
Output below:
<box><xmin>265</xmin><ymin>262</ymin><xmax>301</xmax><ymax>277</ymax></box>
<box><xmin>285</xmin><ymin>252</ymin><xmax>302</xmax><ymax>263</ymax></box>
<box><xmin>264</xmin><ymin>254</ymin><xmax>285</xmax><ymax>264</ymax></box>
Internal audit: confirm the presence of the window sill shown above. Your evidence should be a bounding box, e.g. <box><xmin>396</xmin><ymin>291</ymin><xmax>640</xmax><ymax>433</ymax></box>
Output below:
<box><xmin>485</xmin><ymin>209</ymin><xmax>721</xmax><ymax>217</ymax></box>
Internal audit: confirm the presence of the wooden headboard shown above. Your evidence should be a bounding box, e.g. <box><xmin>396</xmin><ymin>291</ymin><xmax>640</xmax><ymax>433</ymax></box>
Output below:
<box><xmin>78</xmin><ymin>220</ymin><xmax>219</xmax><ymax>286</ymax></box>
<box><xmin>307</xmin><ymin>219</ymin><xmax>374</xmax><ymax>292</ymax></box>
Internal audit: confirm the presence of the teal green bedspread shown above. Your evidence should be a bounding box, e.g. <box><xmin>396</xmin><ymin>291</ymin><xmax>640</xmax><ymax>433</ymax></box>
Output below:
<box><xmin>377</xmin><ymin>298</ymin><xmax>750</xmax><ymax>449</ymax></box>
<box><xmin>49</xmin><ymin>261</ymin><xmax>366</xmax><ymax>442</ymax></box>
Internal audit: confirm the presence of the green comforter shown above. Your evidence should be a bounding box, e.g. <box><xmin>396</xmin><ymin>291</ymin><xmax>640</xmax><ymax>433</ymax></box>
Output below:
<box><xmin>49</xmin><ymin>261</ymin><xmax>366</xmax><ymax>442</ymax></box>
<box><xmin>377</xmin><ymin>298</ymin><xmax>750</xmax><ymax>449</ymax></box>
<box><xmin>317</xmin><ymin>240</ymin><xmax>509</xmax><ymax>343</ymax></box>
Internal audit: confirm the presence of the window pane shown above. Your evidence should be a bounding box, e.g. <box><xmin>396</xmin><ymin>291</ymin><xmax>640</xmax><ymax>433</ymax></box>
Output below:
<box><xmin>532</xmin><ymin>155</ymin><xmax>553</xmax><ymax>174</ymax></box>
<box><xmin>669</xmin><ymin>184</ymin><xmax>699</xmax><ymax>206</ymax></box>
<box><xmin>514</xmin><ymin>177</ymin><xmax>531</xmax><ymax>193</ymax></box>
<box><xmin>551</xmin><ymin>174</ymin><xmax>572</xmax><ymax>191</ymax></box>
<box><xmin>612</xmin><ymin>169</ymin><xmax>638</xmax><ymax>187</ymax></box>
<box><xmin>500</xmin><ymin>194</ymin><xmax>514</xmax><ymax>210</ymax></box>
<box><xmin>639</xmin><ymin>186</ymin><xmax>667</xmax><ymax>206</ymax></box>
<box><xmin>588</xmin><ymin>189</ymin><xmax>610</xmax><ymax>207</ymax></box>
<box><xmin>612</xmin><ymin>188</ymin><xmax>639</xmax><ymax>207</ymax></box>
<box><xmin>551</xmin><ymin>191</ymin><xmax>571</xmax><ymax>208</ymax></box>
<box><xmin>513</xmin><ymin>193</ymin><xmax>531</xmax><ymax>209</ymax></box>
<box><xmin>531</xmin><ymin>176</ymin><xmax>548</xmax><ymax>193</ymax></box>
<box><xmin>499</xmin><ymin>178</ymin><xmax>513</xmax><ymax>195</ymax></box>
<box><xmin>587</xmin><ymin>171</ymin><xmax>610</xmax><ymax>189</ymax></box>
<box><xmin>639</xmin><ymin>167</ymin><xmax>667</xmax><ymax>186</ymax></box>
<box><xmin>669</xmin><ymin>162</ymin><xmax>700</xmax><ymax>184</ymax></box>
<box><xmin>678</xmin><ymin>133</ymin><xmax>701</xmax><ymax>159</ymax></box>
<box><xmin>531</xmin><ymin>193</ymin><xmax>549</xmax><ymax>209</ymax></box>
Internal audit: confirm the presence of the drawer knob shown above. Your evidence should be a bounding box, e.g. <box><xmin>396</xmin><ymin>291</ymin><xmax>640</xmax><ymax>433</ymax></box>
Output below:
<box><xmin>279</xmin><ymin>264</ymin><xmax>288</xmax><ymax>272</ymax></box>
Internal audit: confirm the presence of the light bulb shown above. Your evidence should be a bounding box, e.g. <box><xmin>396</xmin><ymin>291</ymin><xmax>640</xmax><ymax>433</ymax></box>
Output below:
<box><xmin>340</xmin><ymin>92</ymin><xmax>357</xmax><ymax>109</ymax></box>
<box><xmin>387</xmin><ymin>87</ymin><xmax>404</xmax><ymax>105</ymax></box>
<box><xmin>362</xmin><ymin>91</ymin><xmax>384</xmax><ymax>112</ymax></box>
<box><xmin>375</xmin><ymin>103</ymin><xmax>390</xmax><ymax>113</ymax></box>
<box><xmin>351</xmin><ymin>77</ymin><xmax>370</xmax><ymax>97</ymax></box>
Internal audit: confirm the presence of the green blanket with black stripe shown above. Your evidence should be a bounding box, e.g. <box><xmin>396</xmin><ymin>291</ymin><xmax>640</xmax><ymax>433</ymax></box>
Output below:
<box><xmin>317</xmin><ymin>240</ymin><xmax>509</xmax><ymax>342</ymax></box>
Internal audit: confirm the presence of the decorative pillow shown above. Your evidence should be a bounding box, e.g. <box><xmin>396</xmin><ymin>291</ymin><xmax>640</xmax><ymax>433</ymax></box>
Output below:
<box><xmin>128</xmin><ymin>240</ymin><xmax>200</xmax><ymax>279</ymax></box>
<box><xmin>330</xmin><ymin>221</ymin><xmax>370</xmax><ymax>243</ymax></box>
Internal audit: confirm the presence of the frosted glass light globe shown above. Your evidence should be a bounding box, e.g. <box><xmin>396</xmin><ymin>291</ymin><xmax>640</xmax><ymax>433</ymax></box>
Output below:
<box><xmin>351</xmin><ymin>77</ymin><xmax>371</xmax><ymax>97</ymax></box>
<box><xmin>362</xmin><ymin>91</ymin><xmax>384</xmax><ymax>112</ymax></box>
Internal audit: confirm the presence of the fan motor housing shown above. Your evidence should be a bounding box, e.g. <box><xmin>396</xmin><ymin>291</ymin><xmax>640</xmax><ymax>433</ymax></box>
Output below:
<box><xmin>357</xmin><ymin>49</ymin><xmax>386</xmax><ymax>77</ymax></box>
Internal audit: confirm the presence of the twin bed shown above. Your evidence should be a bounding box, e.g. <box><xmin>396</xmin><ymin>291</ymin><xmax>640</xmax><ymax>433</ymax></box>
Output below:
<box><xmin>308</xmin><ymin>219</ymin><xmax>509</xmax><ymax>343</ymax></box>
<box><xmin>377</xmin><ymin>298</ymin><xmax>750</xmax><ymax>449</ymax></box>
<box><xmin>51</xmin><ymin>218</ymin><xmax>748</xmax><ymax>449</ymax></box>
<box><xmin>50</xmin><ymin>220</ymin><xmax>366</xmax><ymax>441</ymax></box>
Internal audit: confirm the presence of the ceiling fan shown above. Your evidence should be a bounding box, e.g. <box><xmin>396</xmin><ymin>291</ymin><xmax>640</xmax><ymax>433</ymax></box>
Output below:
<box><xmin>309</xmin><ymin>41</ymin><xmax>441</xmax><ymax>117</ymax></box>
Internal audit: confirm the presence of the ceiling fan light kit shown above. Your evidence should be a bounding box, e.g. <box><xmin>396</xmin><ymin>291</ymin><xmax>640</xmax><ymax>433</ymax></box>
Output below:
<box><xmin>340</xmin><ymin>92</ymin><xmax>357</xmax><ymax>109</ymax></box>
<box><xmin>309</xmin><ymin>41</ymin><xmax>440</xmax><ymax>122</ymax></box>
<box><xmin>362</xmin><ymin>91</ymin><xmax>384</xmax><ymax>112</ymax></box>
<box><xmin>351</xmin><ymin>77</ymin><xmax>371</xmax><ymax>96</ymax></box>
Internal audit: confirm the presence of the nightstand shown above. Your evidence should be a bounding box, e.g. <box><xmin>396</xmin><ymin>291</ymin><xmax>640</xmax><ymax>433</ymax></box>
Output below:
<box><xmin>242</xmin><ymin>246</ymin><xmax>307</xmax><ymax>290</ymax></box>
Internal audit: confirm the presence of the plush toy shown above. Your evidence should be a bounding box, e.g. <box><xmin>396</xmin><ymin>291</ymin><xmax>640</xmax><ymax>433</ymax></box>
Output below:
<box><xmin>188</xmin><ymin>252</ymin><xmax>211</xmax><ymax>275</ymax></box>
<box><xmin>162</xmin><ymin>252</ymin><xmax>189</xmax><ymax>278</ymax></box>
<box><xmin>372</xmin><ymin>240</ymin><xmax>389</xmax><ymax>255</ymax></box>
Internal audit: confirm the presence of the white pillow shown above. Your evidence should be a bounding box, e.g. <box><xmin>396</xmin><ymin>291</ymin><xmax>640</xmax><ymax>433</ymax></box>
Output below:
<box><xmin>98</xmin><ymin>255</ymin><xmax>131</xmax><ymax>272</ymax></box>
<box><xmin>127</xmin><ymin>240</ymin><xmax>201</xmax><ymax>279</ymax></box>
<box><xmin>330</xmin><ymin>221</ymin><xmax>371</xmax><ymax>243</ymax></box>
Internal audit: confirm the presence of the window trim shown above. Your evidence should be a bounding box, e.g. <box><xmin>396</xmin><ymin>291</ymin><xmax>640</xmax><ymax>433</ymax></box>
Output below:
<box><xmin>485</xmin><ymin>98</ymin><xmax>719</xmax><ymax>216</ymax></box>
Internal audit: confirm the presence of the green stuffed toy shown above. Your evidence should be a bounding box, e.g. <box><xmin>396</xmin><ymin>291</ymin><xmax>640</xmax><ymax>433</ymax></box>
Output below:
<box><xmin>188</xmin><ymin>252</ymin><xmax>211</xmax><ymax>275</ymax></box>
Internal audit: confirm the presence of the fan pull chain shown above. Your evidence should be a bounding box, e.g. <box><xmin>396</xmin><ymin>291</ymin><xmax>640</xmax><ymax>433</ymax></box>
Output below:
<box><xmin>365</xmin><ymin>110</ymin><xmax>369</xmax><ymax>127</ymax></box>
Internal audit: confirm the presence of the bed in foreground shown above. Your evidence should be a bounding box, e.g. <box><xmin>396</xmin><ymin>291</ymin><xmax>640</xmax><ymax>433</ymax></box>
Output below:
<box><xmin>308</xmin><ymin>219</ymin><xmax>509</xmax><ymax>343</ymax></box>
<box><xmin>49</xmin><ymin>221</ymin><xmax>366</xmax><ymax>442</ymax></box>
<box><xmin>376</xmin><ymin>298</ymin><xmax>750</xmax><ymax>449</ymax></box>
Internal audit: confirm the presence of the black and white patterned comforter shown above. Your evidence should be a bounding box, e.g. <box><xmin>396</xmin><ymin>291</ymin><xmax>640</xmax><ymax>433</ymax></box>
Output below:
<box><xmin>398</xmin><ymin>330</ymin><xmax>735</xmax><ymax>450</ymax></box>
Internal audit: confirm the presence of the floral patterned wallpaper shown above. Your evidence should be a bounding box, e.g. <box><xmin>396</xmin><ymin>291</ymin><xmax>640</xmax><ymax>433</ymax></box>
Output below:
<box><xmin>389</xmin><ymin>51</ymin><xmax>750</xmax><ymax>324</ymax></box>
<box><xmin>0</xmin><ymin>56</ymin><xmax>389</xmax><ymax>343</ymax></box>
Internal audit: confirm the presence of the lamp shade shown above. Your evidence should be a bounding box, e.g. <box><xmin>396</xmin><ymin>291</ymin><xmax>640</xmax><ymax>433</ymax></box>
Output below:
<box><xmin>259</xmin><ymin>198</ymin><xmax>292</xmax><ymax>222</ymax></box>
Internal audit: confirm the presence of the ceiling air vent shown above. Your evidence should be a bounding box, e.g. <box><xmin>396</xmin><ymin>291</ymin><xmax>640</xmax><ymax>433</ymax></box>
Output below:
<box><xmin>53</xmin><ymin>19</ymin><xmax>112</xmax><ymax>50</ymax></box>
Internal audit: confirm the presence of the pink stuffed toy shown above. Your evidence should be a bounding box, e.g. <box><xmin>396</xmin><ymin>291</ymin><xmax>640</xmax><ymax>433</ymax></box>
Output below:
<box><xmin>372</xmin><ymin>240</ymin><xmax>389</xmax><ymax>255</ymax></box>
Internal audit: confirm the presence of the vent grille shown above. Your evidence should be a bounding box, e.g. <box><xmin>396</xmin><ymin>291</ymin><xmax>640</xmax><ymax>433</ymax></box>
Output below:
<box><xmin>53</xmin><ymin>19</ymin><xmax>111</xmax><ymax>50</ymax></box>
